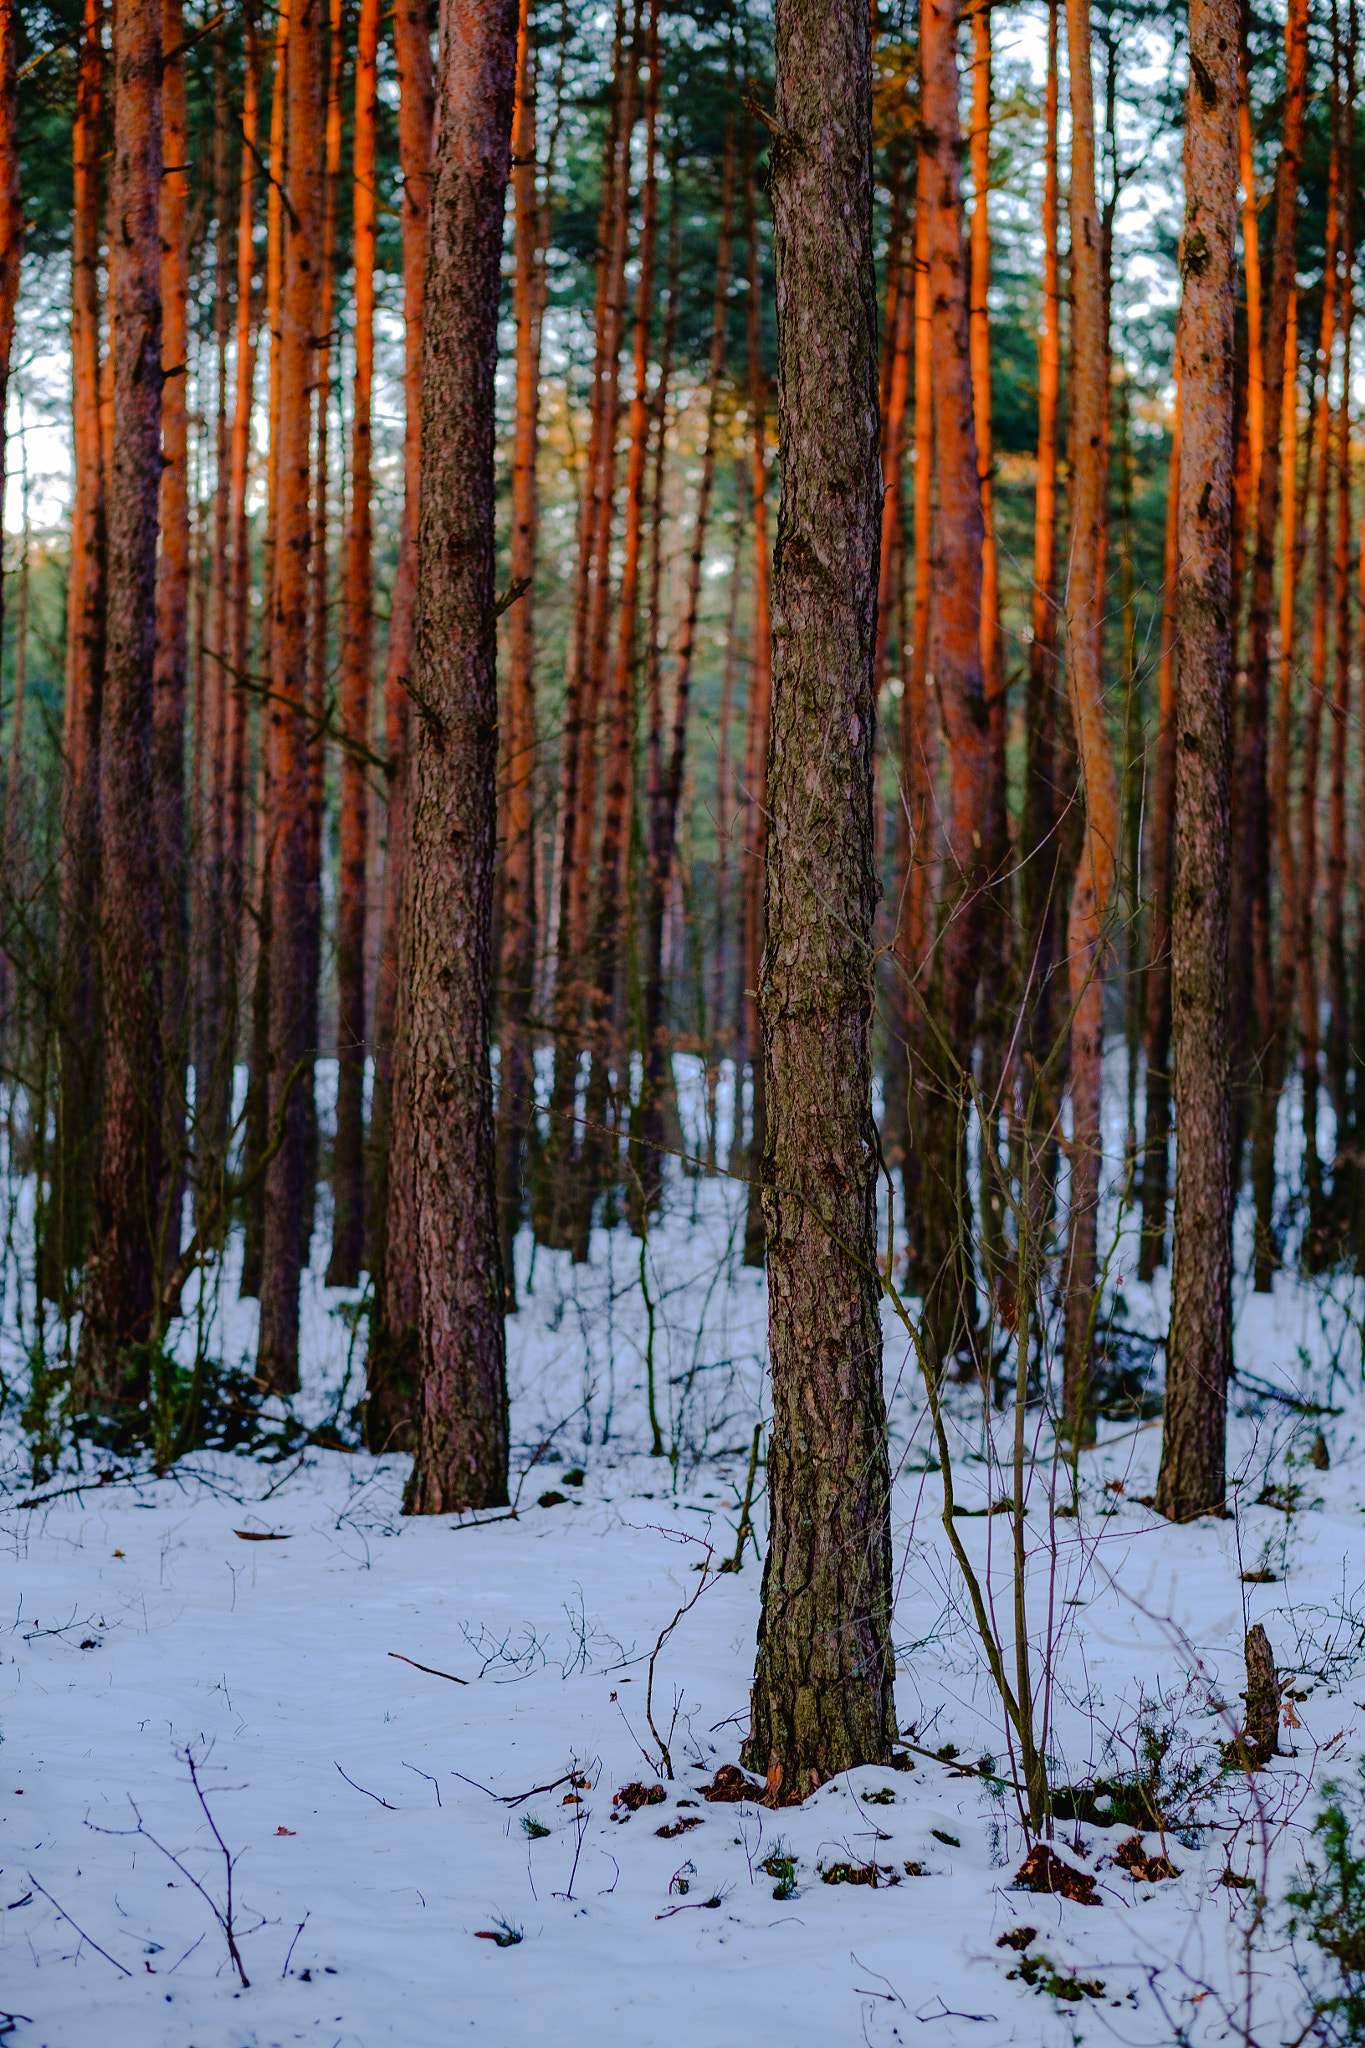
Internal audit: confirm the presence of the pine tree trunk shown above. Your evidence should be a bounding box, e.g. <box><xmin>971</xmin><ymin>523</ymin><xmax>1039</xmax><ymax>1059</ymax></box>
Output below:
<box><xmin>1153</xmin><ymin>0</ymin><xmax>1238</xmax><ymax>1523</ymax></box>
<box><xmin>494</xmin><ymin>0</ymin><xmax>542</xmax><ymax>1299</ymax></box>
<box><xmin>915</xmin><ymin>0</ymin><xmax>996</xmax><ymax>1365</ymax></box>
<box><xmin>637</xmin><ymin>121</ymin><xmax>735</xmax><ymax>1212</ymax></box>
<box><xmin>1137</xmin><ymin>388</ymin><xmax>1181</xmax><ymax>1277</ymax></box>
<box><xmin>154</xmin><ymin>0</ymin><xmax>191</xmax><ymax>1281</ymax></box>
<box><xmin>742</xmin><ymin>0</ymin><xmax>894</xmax><ymax>1796</ymax></box>
<box><xmin>78</xmin><ymin>0</ymin><xmax>166</xmax><ymax>1401</ymax></box>
<box><xmin>1234</xmin><ymin>0</ymin><xmax>1308</xmax><ymax>1204</ymax></box>
<box><xmin>365</xmin><ymin>0</ymin><xmax>433</xmax><ymax>1444</ymax></box>
<box><xmin>740</xmin><ymin>142</ymin><xmax>773</xmax><ymax>1270</ymax></box>
<box><xmin>399</xmin><ymin>0</ymin><xmax>517</xmax><ymax>1517</ymax></box>
<box><xmin>1060</xmin><ymin>0</ymin><xmax>1120</xmax><ymax>1437</ymax></box>
<box><xmin>328</xmin><ymin>0</ymin><xmax>380</xmax><ymax>1289</ymax></box>
<box><xmin>1326</xmin><ymin>62</ymin><xmax>1353</xmax><ymax>1192</ymax></box>
<box><xmin>0</xmin><ymin>0</ymin><xmax>18</xmax><ymax>739</ymax></box>
<box><xmin>257</xmin><ymin>0</ymin><xmax>325</xmax><ymax>1391</ymax></box>
<box><xmin>54</xmin><ymin>0</ymin><xmax>106</xmax><ymax>1305</ymax></box>
<box><xmin>225</xmin><ymin>8</ymin><xmax>259</xmax><ymax>1126</ymax></box>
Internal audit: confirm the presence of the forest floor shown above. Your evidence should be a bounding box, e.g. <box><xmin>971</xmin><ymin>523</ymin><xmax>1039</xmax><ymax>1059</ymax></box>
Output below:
<box><xmin>3</xmin><ymin>1085</ymin><xmax>1364</xmax><ymax>2045</ymax></box>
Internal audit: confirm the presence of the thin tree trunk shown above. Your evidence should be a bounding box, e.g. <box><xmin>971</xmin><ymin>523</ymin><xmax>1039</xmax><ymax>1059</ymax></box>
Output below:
<box><xmin>225</xmin><ymin>3</ymin><xmax>259</xmax><ymax>1121</ymax></box>
<box><xmin>257</xmin><ymin>0</ymin><xmax>325</xmax><ymax>1391</ymax></box>
<box><xmin>637</xmin><ymin>119</ymin><xmax>735</xmax><ymax>1211</ymax></box>
<box><xmin>54</xmin><ymin>0</ymin><xmax>106</xmax><ymax>1305</ymax></box>
<box><xmin>916</xmin><ymin>0</ymin><xmax>996</xmax><ymax>1366</ymax></box>
<box><xmin>1137</xmin><ymin>386</ymin><xmax>1181</xmax><ymax>1277</ymax></box>
<box><xmin>1326</xmin><ymin>30</ymin><xmax>1354</xmax><ymax>1185</ymax></box>
<box><xmin>741</xmin><ymin>0</ymin><xmax>894</xmax><ymax>1794</ymax></box>
<box><xmin>79</xmin><ymin>0</ymin><xmax>166</xmax><ymax>1399</ymax></box>
<box><xmin>365</xmin><ymin>0</ymin><xmax>433</xmax><ymax>1446</ymax></box>
<box><xmin>0</xmin><ymin>0</ymin><xmax>18</xmax><ymax>759</ymax></box>
<box><xmin>328</xmin><ymin>0</ymin><xmax>380</xmax><ymax>1288</ymax></box>
<box><xmin>399</xmin><ymin>0</ymin><xmax>517</xmax><ymax>1517</ymax></box>
<box><xmin>154</xmin><ymin>0</ymin><xmax>191</xmax><ymax>1282</ymax></box>
<box><xmin>740</xmin><ymin>137</ymin><xmax>773</xmax><ymax>1269</ymax></box>
<box><xmin>1234</xmin><ymin>0</ymin><xmax>1308</xmax><ymax>1199</ymax></box>
<box><xmin>1155</xmin><ymin>0</ymin><xmax>1238</xmax><ymax>1521</ymax></box>
<box><xmin>572</xmin><ymin>0</ymin><xmax>660</xmax><ymax>1261</ymax></box>
<box><xmin>1060</xmin><ymin>0</ymin><xmax>1121</xmax><ymax>1437</ymax></box>
<box><xmin>494</xmin><ymin>0</ymin><xmax>542</xmax><ymax>1299</ymax></box>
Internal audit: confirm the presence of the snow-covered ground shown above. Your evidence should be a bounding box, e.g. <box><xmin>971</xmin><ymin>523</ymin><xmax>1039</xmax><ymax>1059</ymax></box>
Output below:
<box><xmin>3</xmin><ymin>1062</ymin><xmax>1365</xmax><ymax>2045</ymax></box>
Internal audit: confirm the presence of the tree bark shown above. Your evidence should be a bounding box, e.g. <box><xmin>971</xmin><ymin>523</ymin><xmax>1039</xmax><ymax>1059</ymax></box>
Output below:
<box><xmin>0</xmin><ymin>0</ymin><xmax>18</xmax><ymax>753</ymax></box>
<box><xmin>328</xmin><ymin>0</ymin><xmax>380</xmax><ymax>1289</ymax></box>
<box><xmin>915</xmin><ymin>0</ymin><xmax>995</xmax><ymax>1364</ymax></box>
<box><xmin>257</xmin><ymin>0</ymin><xmax>325</xmax><ymax>1391</ymax></box>
<box><xmin>53</xmin><ymin>0</ymin><xmax>107</xmax><ymax>1306</ymax></box>
<box><xmin>740</xmin><ymin>139</ymin><xmax>774</xmax><ymax>1271</ymax></box>
<box><xmin>78</xmin><ymin>0</ymin><xmax>166</xmax><ymax>1401</ymax></box>
<box><xmin>1326</xmin><ymin>45</ymin><xmax>1353</xmax><ymax>1186</ymax></box>
<box><xmin>1060</xmin><ymin>0</ymin><xmax>1121</xmax><ymax>1436</ymax></box>
<box><xmin>225</xmin><ymin>5</ymin><xmax>259</xmax><ymax>1138</ymax></box>
<box><xmin>741</xmin><ymin>0</ymin><xmax>895</xmax><ymax>1796</ymax></box>
<box><xmin>366</xmin><ymin>0</ymin><xmax>433</xmax><ymax>1445</ymax></box>
<box><xmin>493</xmin><ymin>0</ymin><xmax>542</xmax><ymax>1301</ymax></box>
<box><xmin>1137</xmin><ymin>387</ymin><xmax>1181</xmax><ymax>1278</ymax></box>
<box><xmin>399</xmin><ymin>0</ymin><xmax>517</xmax><ymax>1516</ymax></box>
<box><xmin>1155</xmin><ymin>0</ymin><xmax>1238</xmax><ymax>1524</ymax></box>
<box><xmin>154</xmin><ymin>0</ymin><xmax>191</xmax><ymax>1281</ymax></box>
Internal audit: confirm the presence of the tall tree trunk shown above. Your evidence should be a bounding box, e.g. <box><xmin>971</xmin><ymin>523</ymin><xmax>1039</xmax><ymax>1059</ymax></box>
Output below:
<box><xmin>915</xmin><ymin>0</ymin><xmax>996</xmax><ymax>1366</ymax></box>
<box><xmin>572</xmin><ymin>0</ymin><xmax>660</xmax><ymax>1260</ymax></box>
<box><xmin>79</xmin><ymin>0</ymin><xmax>166</xmax><ymax>1400</ymax></box>
<box><xmin>54</xmin><ymin>0</ymin><xmax>107</xmax><ymax>1306</ymax></box>
<box><xmin>399</xmin><ymin>0</ymin><xmax>517</xmax><ymax>1517</ymax></box>
<box><xmin>636</xmin><ymin>121</ymin><xmax>735</xmax><ymax>1214</ymax></box>
<box><xmin>366</xmin><ymin>0</ymin><xmax>432</xmax><ymax>1446</ymax></box>
<box><xmin>1234</xmin><ymin>0</ymin><xmax>1308</xmax><ymax>1204</ymax></box>
<box><xmin>1326</xmin><ymin>35</ymin><xmax>1354</xmax><ymax>1195</ymax></box>
<box><xmin>740</xmin><ymin>137</ymin><xmax>773</xmax><ymax>1269</ymax></box>
<box><xmin>328</xmin><ymin>0</ymin><xmax>380</xmax><ymax>1288</ymax></box>
<box><xmin>1060</xmin><ymin>0</ymin><xmax>1121</xmax><ymax>1437</ymax></box>
<box><xmin>0</xmin><ymin>0</ymin><xmax>18</xmax><ymax>749</ymax></box>
<box><xmin>1137</xmin><ymin>385</ymin><xmax>1181</xmax><ymax>1277</ymax></box>
<box><xmin>1155</xmin><ymin>0</ymin><xmax>1238</xmax><ymax>1521</ymax></box>
<box><xmin>257</xmin><ymin>0</ymin><xmax>325</xmax><ymax>1391</ymax></box>
<box><xmin>240</xmin><ymin>0</ymin><xmax>290</xmax><ymax>1299</ymax></box>
<box><xmin>494</xmin><ymin>0</ymin><xmax>542</xmax><ymax>1299</ymax></box>
<box><xmin>741</xmin><ymin>0</ymin><xmax>894</xmax><ymax>1794</ymax></box>
<box><xmin>154</xmin><ymin>0</ymin><xmax>190</xmax><ymax>1283</ymax></box>
<box><xmin>896</xmin><ymin>172</ymin><xmax>935</xmax><ymax>1226</ymax></box>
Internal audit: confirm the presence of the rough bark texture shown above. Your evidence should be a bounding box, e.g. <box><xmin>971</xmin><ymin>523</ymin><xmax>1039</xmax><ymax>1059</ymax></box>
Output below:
<box><xmin>398</xmin><ymin>0</ymin><xmax>517</xmax><ymax>1517</ymax></box>
<box><xmin>79</xmin><ymin>0</ymin><xmax>166</xmax><ymax>1401</ymax></box>
<box><xmin>366</xmin><ymin>0</ymin><xmax>433</xmax><ymax>1446</ymax></box>
<box><xmin>741</xmin><ymin>0</ymin><xmax>895</xmax><ymax>1796</ymax></box>
<box><xmin>257</xmin><ymin>0</ymin><xmax>324</xmax><ymax>1391</ymax></box>
<box><xmin>1154</xmin><ymin>0</ymin><xmax>1238</xmax><ymax>1524</ymax></box>
<box><xmin>328</xmin><ymin>0</ymin><xmax>379</xmax><ymax>1289</ymax></box>
<box><xmin>1060</xmin><ymin>0</ymin><xmax>1120</xmax><ymax>1435</ymax></box>
<box><xmin>740</xmin><ymin>139</ymin><xmax>773</xmax><ymax>1270</ymax></box>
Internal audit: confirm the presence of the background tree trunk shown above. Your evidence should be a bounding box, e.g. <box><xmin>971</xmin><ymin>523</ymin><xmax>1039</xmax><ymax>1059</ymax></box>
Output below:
<box><xmin>741</xmin><ymin>0</ymin><xmax>895</xmax><ymax>1796</ymax></box>
<box><xmin>257</xmin><ymin>0</ymin><xmax>324</xmax><ymax>1392</ymax></box>
<box><xmin>399</xmin><ymin>0</ymin><xmax>517</xmax><ymax>1517</ymax></box>
<box><xmin>328</xmin><ymin>0</ymin><xmax>380</xmax><ymax>1290</ymax></box>
<box><xmin>79</xmin><ymin>0</ymin><xmax>166</xmax><ymax>1402</ymax></box>
<box><xmin>1155</xmin><ymin>0</ymin><xmax>1238</xmax><ymax>1523</ymax></box>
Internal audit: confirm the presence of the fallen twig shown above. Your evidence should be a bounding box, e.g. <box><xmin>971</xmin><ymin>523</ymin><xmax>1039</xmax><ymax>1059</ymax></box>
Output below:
<box><xmin>334</xmin><ymin>1763</ymin><xmax>395</xmax><ymax>1810</ymax></box>
<box><xmin>388</xmin><ymin>1650</ymin><xmax>468</xmax><ymax>1685</ymax></box>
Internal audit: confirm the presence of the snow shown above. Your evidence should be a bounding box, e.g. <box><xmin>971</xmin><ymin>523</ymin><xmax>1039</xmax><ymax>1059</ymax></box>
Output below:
<box><xmin>3</xmin><ymin>1062</ymin><xmax>1365</xmax><ymax>2045</ymax></box>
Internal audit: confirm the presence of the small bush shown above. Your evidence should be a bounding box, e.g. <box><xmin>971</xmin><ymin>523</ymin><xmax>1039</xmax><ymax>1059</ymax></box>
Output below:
<box><xmin>1288</xmin><ymin>1765</ymin><xmax>1365</xmax><ymax>2044</ymax></box>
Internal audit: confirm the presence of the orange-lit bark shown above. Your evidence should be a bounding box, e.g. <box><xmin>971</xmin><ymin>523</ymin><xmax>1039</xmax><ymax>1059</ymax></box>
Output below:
<box><xmin>328</xmin><ymin>0</ymin><xmax>380</xmax><ymax>1288</ymax></box>
<box><xmin>258</xmin><ymin>0</ymin><xmax>325</xmax><ymax>1391</ymax></box>
<box><xmin>225</xmin><ymin>5</ymin><xmax>259</xmax><ymax>1006</ymax></box>
<box><xmin>79</xmin><ymin>0</ymin><xmax>166</xmax><ymax>1398</ymax></box>
<box><xmin>1326</xmin><ymin>67</ymin><xmax>1354</xmax><ymax>1153</ymax></box>
<box><xmin>54</xmin><ymin>0</ymin><xmax>106</xmax><ymax>1297</ymax></box>
<box><xmin>875</xmin><ymin>213</ymin><xmax>912</xmax><ymax>690</ymax></box>
<box><xmin>1060</xmin><ymin>0</ymin><xmax>1121</xmax><ymax>1432</ymax></box>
